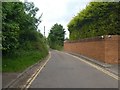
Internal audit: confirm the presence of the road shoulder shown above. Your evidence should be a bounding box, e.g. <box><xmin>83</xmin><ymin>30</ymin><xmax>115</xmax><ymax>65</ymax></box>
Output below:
<box><xmin>2</xmin><ymin>52</ymin><xmax>50</xmax><ymax>88</ymax></box>
<box><xmin>63</xmin><ymin>51</ymin><xmax>118</xmax><ymax>76</ymax></box>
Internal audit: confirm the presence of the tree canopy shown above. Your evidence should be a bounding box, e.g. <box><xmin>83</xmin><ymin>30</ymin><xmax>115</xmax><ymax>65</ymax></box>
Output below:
<box><xmin>48</xmin><ymin>23</ymin><xmax>65</xmax><ymax>50</ymax></box>
<box><xmin>2</xmin><ymin>2</ymin><xmax>48</xmax><ymax>56</ymax></box>
<box><xmin>67</xmin><ymin>2</ymin><xmax>120</xmax><ymax>40</ymax></box>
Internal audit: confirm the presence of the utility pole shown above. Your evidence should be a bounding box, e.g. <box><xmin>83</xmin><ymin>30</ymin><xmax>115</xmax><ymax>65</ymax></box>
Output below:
<box><xmin>44</xmin><ymin>26</ymin><xmax>45</xmax><ymax>37</ymax></box>
<box><xmin>38</xmin><ymin>29</ymin><xmax>40</xmax><ymax>33</ymax></box>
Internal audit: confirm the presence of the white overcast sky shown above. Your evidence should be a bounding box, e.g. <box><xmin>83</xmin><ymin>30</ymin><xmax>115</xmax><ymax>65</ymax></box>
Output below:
<box><xmin>20</xmin><ymin>0</ymin><xmax>92</xmax><ymax>38</ymax></box>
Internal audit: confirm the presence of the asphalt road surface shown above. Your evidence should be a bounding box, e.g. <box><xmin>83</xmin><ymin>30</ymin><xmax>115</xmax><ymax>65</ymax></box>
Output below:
<box><xmin>29</xmin><ymin>50</ymin><xmax>118</xmax><ymax>88</ymax></box>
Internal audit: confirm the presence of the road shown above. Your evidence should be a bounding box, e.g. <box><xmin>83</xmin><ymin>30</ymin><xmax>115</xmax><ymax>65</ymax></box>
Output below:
<box><xmin>29</xmin><ymin>50</ymin><xmax>118</xmax><ymax>88</ymax></box>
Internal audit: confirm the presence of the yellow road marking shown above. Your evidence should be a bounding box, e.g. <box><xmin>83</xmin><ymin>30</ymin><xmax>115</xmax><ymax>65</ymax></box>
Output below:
<box><xmin>23</xmin><ymin>50</ymin><xmax>118</xmax><ymax>89</ymax></box>
<box><xmin>57</xmin><ymin>51</ymin><xmax>119</xmax><ymax>80</ymax></box>
<box><xmin>24</xmin><ymin>52</ymin><xmax>51</xmax><ymax>89</ymax></box>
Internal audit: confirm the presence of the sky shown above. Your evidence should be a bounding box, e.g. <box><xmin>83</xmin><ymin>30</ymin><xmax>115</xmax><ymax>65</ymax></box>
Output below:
<box><xmin>20</xmin><ymin>0</ymin><xmax>92</xmax><ymax>38</ymax></box>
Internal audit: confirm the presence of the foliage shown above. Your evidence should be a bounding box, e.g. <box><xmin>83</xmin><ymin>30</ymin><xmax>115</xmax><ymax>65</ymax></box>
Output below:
<box><xmin>2</xmin><ymin>2</ymin><xmax>22</xmax><ymax>54</ymax></box>
<box><xmin>2</xmin><ymin>2</ymin><xmax>48</xmax><ymax>72</ymax></box>
<box><xmin>67</xmin><ymin>2</ymin><xmax>120</xmax><ymax>40</ymax></box>
<box><xmin>48</xmin><ymin>23</ymin><xmax>65</xmax><ymax>50</ymax></box>
<box><xmin>3</xmin><ymin>49</ymin><xmax>48</xmax><ymax>72</ymax></box>
<box><xmin>2</xmin><ymin>2</ymin><xmax>48</xmax><ymax>55</ymax></box>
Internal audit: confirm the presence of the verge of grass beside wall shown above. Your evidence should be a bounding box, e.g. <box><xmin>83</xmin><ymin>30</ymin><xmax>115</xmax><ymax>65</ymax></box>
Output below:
<box><xmin>56</xmin><ymin>46</ymin><xmax>64</xmax><ymax>51</ymax></box>
<box><xmin>51</xmin><ymin>44</ymin><xmax>63</xmax><ymax>51</ymax></box>
<box><xmin>2</xmin><ymin>49</ymin><xmax>48</xmax><ymax>72</ymax></box>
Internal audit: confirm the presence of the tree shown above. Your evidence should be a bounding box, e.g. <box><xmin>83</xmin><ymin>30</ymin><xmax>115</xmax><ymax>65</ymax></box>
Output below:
<box><xmin>67</xmin><ymin>2</ymin><xmax>120</xmax><ymax>40</ymax></box>
<box><xmin>2</xmin><ymin>2</ymin><xmax>23</xmax><ymax>54</ymax></box>
<box><xmin>48</xmin><ymin>23</ymin><xmax>65</xmax><ymax>50</ymax></box>
<box><xmin>2</xmin><ymin>2</ymin><xmax>47</xmax><ymax>56</ymax></box>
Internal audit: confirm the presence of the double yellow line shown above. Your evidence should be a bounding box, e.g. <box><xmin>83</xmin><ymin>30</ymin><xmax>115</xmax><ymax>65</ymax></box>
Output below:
<box><xmin>23</xmin><ymin>52</ymin><xmax>51</xmax><ymax>89</ymax></box>
<box><xmin>23</xmin><ymin>50</ymin><xmax>118</xmax><ymax>89</ymax></box>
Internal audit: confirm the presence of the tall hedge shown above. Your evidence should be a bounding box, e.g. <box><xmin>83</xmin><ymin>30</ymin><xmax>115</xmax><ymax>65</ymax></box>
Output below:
<box><xmin>68</xmin><ymin>2</ymin><xmax>120</xmax><ymax>40</ymax></box>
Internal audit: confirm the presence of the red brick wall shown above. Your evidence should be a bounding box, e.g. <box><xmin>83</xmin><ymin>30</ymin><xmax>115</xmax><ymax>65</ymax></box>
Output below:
<box><xmin>64</xmin><ymin>35</ymin><xmax>119</xmax><ymax>64</ymax></box>
<box><xmin>105</xmin><ymin>35</ymin><xmax>119</xmax><ymax>64</ymax></box>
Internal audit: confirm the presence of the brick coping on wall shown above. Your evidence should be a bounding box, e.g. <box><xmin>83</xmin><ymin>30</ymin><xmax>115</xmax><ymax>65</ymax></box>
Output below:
<box><xmin>65</xmin><ymin>35</ymin><xmax>119</xmax><ymax>43</ymax></box>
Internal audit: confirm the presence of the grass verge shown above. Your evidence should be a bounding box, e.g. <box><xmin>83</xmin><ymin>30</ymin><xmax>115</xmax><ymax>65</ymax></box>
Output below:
<box><xmin>2</xmin><ymin>50</ymin><xmax>48</xmax><ymax>72</ymax></box>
